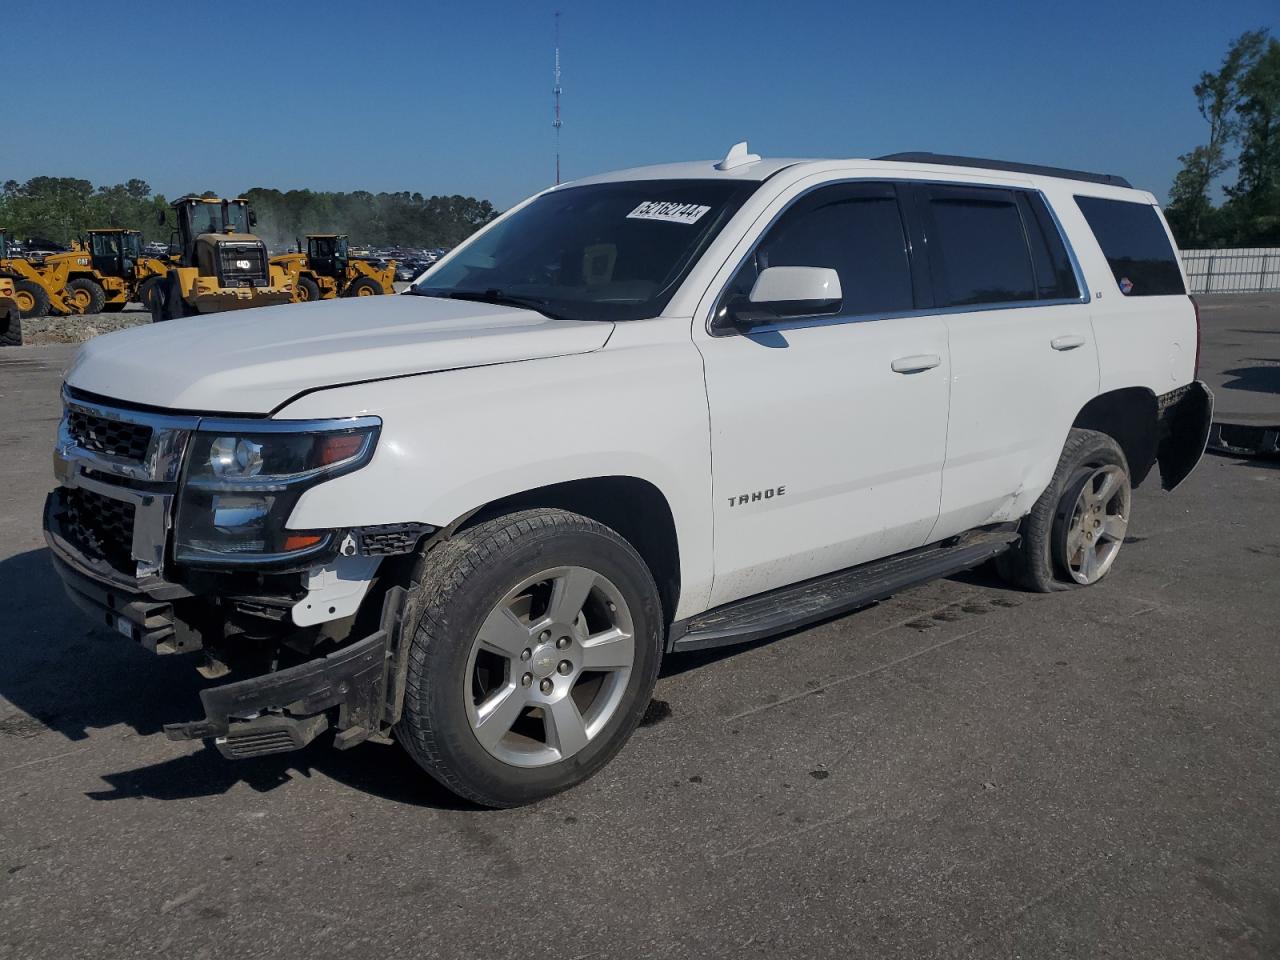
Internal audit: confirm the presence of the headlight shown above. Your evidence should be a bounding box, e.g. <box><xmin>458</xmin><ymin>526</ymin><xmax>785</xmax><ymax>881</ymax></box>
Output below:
<box><xmin>175</xmin><ymin>417</ymin><xmax>380</xmax><ymax>565</ymax></box>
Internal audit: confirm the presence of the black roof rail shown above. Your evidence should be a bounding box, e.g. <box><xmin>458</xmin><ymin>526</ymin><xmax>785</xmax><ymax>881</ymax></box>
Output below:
<box><xmin>875</xmin><ymin>152</ymin><xmax>1133</xmax><ymax>189</ymax></box>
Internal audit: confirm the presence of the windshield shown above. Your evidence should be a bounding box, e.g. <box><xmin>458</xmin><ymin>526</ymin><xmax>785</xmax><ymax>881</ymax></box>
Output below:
<box><xmin>90</xmin><ymin>233</ymin><xmax>120</xmax><ymax>257</ymax></box>
<box><xmin>187</xmin><ymin>202</ymin><xmax>249</xmax><ymax>236</ymax></box>
<box><xmin>411</xmin><ymin>179</ymin><xmax>757</xmax><ymax>321</ymax></box>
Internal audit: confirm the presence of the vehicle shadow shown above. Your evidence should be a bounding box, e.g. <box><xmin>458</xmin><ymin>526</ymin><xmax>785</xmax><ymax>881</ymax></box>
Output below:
<box><xmin>659</xmin><ymin>560</ymin><xmax>1023</xmax><ymax>679</ymax></box>
<box><xmin>0</xmin><ymin>547</ymin><xmax>471</xmax><ymax>810</ymax></box>
<box><xmin>1221</xmin><ymin>362</ymin><xmax>1280</xmax><ymax>395</ymax></box>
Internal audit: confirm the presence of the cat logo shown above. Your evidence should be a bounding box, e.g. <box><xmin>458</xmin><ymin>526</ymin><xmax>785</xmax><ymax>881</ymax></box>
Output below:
<box><xmin>235</xmin><ymin>259</ymin><xmax>251</xmax><ymax>270</ymax></box>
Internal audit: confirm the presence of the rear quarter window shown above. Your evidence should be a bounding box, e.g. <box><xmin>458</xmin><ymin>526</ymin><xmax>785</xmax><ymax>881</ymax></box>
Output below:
<box><xmin>1074</xmin><ymin>196</ymin><xmax>1185</xmax><ymax>297</ymax></box>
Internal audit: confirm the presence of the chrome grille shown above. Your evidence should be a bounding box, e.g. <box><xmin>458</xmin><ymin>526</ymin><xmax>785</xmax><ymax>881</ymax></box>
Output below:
<box><xmin>60</xmin><ymin>486</ymin><xmax>137</xmax><ymax>575</ymax></box>
<box><xmin>67</xmin><ymin>408</ymin><xmax>152</xmax><ymax>461</ymax></box>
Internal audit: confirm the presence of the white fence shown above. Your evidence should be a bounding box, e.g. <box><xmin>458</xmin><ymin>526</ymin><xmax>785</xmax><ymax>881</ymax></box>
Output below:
<box><xmin>1179</xmin><ymin>248</ymin><xmax>1280</xmax><ymax>294</ymax></box>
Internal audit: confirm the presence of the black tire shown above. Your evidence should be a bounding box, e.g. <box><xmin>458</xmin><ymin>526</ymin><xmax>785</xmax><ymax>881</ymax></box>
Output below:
<box><xmin>65</xmin><ymin>277</ymin><xmax>106</xmax><ymax>315</ymax></box>
<box><xmin>0</xmin><ymin>308</ymin><xmax>19</xmax><ymax>346</ymax></box>
<box><xmin>156</xmin><ymin>273</ymin><xmax>191</xmax><ymax>322</ymax></box>
<box><xmin>345</xmin><ymin>277</ymin><xmax>382</xmax><ymax>297</ymax></box>
<box><xmin>996</xmin><ymin>428</ymin><xmax>1130</xmax><ymax>592</ymax></box>
<box><xmin>138</xmin><ymin>277</ymin><xmax>164</xmax><ymax>320</ymax></box>
<box><xmin>294</xmin><ymin>275</ymin><xmax>322</xmax><ymax>303</ymax></box>
<box><xmin>13</xmin><ymin>279</ymin><xmax>50</xmax><ymax>319</ymax></box>
<box><xmin>396</xmin><ymin>509</ymin><xmax>664</xmax><ymax>808</ymax></box>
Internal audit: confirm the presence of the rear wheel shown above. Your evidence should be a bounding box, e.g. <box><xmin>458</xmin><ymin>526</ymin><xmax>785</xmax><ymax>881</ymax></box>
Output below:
<box><xmin>65</xmin><ymin>278</ymin><xmax>106</xmax><ymax>315</ymax></box>
<box><xmin>996</xmin><ymin>428</ymin><xmax>1131</xmax><ymax>591</ymax></box>
<box><xmin>13</xmin><ymin>280</ymin><xmax>50</xmax><ymax>319</ymax></box>
<box><xmin>396</xmin><ymin>509</ymin><xmax>664</xmax><ymax>807</ymax></box>
<box><xmin>346</xmin><ymin>277</ymin><xmax>382</xmax><ymax>297</ymax></box>
<box><xmin>295</xmin><ymin>276</ymin><xmax>322</xmax><ymax>303</ymax></box>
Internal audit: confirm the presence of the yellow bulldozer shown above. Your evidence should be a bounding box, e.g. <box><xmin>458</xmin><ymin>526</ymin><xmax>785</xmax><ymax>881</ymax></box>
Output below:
<box><xmin>149</xmin><ymin>196</ymin><xmax>293</xmax><ymax>321</ymax></box>
<box><xmin>271</xmin><ymin>235</ymin><xmax>396</xmax><ymax>302</ymax></box>
<box><xmin>0</xmin><ymin>277</ymin><xmax>21</xmax><ymax>346</ymax></box>
<box><xmin>0</xmin><ymin>229</ymin><xmax>80</xmax><ymax>318</ymax></box>
<box><xmin>39</xmin><ymin>229</ymin><xmax>172</xmax><ymax>314</ymax></box>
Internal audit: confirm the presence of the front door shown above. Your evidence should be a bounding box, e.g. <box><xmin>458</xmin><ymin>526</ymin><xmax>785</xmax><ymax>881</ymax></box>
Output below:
<box><xmin>695</xmin><ymin>182</ymin><xmax>951</xmax><ymax>608</ymax></box>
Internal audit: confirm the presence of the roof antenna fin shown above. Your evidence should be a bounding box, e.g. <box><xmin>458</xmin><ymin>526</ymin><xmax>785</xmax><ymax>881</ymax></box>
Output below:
<box><xmin>715</xmin><ymin>141</ymin><xmax>760</xmax><ymax>171</ymax></box>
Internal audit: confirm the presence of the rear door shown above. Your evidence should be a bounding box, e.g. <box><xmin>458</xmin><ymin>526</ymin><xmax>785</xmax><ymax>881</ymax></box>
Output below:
<box><xmin>907</xmin><ymin>183</ymin><xmax>1099</xmax><ymax>536</ymax></box>
<box><xmin>695</xmin><ymin>181</ymin><xmax>951</xmax><ymax>607</ymax></box>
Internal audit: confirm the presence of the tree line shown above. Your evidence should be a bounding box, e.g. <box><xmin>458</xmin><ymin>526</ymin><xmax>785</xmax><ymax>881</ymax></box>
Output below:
<box><xmin>1166</xmin><ymin>28</ymin><xmax>1279</xmax><ymax>248</ymax></box>
<box><xmin>0</xmin><ymin>178</ymin><xmax>500</xmax><ymax>251</ymax></box>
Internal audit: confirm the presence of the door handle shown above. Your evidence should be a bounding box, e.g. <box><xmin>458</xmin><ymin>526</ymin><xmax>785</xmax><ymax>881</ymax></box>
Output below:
<box><xmin>891</xmin><ymin>354</ymin><xmax>941</xmax><ymax>374</ymax></box>
<box><xmin>1050</xmin><ymin>334</ymin><xmax>1086</xmax><ymax>351</ymax></box>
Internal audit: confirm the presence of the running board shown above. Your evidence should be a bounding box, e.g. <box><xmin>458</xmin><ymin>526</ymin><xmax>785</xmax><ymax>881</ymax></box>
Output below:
<box><xmin>669</xmin><ymin>530</ymin><xmax>1018</xmax><ymax>653</ymax></box>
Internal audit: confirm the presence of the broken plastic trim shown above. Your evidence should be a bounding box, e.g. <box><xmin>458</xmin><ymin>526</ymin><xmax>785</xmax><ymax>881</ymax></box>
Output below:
<box><xmin>1156</xmin><ymin>381</ymin><xmax>1214</xmax><ymax>491</ymax></box>
<box><xmin>163</xmin><ymin>586</ymin><xmax>408</xmax><ymax>754</ymax></box>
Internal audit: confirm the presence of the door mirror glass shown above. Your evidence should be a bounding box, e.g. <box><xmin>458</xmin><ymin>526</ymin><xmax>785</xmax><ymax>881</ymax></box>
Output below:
<box><xmin>730</xmin><ymin>266</ymin><xmax>842</xmax><ymax>326</ymax></box>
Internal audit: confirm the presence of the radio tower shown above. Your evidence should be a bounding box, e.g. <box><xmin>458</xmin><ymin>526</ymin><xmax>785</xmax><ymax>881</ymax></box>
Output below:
<box><xmin>553</xmin><ymin>11</ymin><xmax>563</xmax><ymax>184</ymax></box>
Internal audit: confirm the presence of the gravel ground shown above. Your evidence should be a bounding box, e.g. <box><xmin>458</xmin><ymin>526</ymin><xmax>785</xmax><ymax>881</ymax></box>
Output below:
<box><xmin>10</xmin><ymin>283</ymin><xmax>411</xmax><ymax>345</ymax></box>
<box><xmin>0</xmin><ymin>298</ymin><xmax>1277</xmax><ymax>959</ymax></box>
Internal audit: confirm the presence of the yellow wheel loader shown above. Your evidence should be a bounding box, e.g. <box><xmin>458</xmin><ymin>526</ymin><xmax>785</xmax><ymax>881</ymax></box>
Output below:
<box><xmin>0</xmin><ymin>277</ymin><xmax>21</xmax><ymax>346</ymax></box>
<box><xmin>0</xmin><ymin>230</ymin><xmax>80</xmax><ymax>318</ymax></box>
<box><xmin>271</xmin><ymin>234</ymin><xmax>396</xmax><ymax>303</ymax></box>
<box><xmin>150</xmin><ymin>197</ymin><xmax>293</xmax><ymax>321</ymax></box>
<box><xmin>41</xmin><ymin>229</ymin><xmax>172</xmax><ymax>314</ymax></box>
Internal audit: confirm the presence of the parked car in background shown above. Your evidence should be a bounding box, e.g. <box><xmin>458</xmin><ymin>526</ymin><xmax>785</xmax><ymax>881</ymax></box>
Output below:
<box><xmin>395</xmin><ymin>260</ymin><xmax>426</xmax><ymax>282</ymax></box>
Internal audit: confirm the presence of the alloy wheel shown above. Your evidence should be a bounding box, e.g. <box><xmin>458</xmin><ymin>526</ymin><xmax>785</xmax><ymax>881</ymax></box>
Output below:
<box><xmin>464</xmin><ymin>565</ymin><xmax>636</xmax><ymax>768</ymax></box>
<box><xmin>1062</xmin><ymin>464</ymin><xmax>1130</xmax><ymax>584</ymax></box>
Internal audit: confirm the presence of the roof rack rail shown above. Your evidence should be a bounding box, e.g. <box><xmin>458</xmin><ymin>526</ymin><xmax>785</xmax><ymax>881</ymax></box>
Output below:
<box><xmin>875</xmin><ymin>152</ymin><xmax>1133</xmax><ymax>189</ymax></box>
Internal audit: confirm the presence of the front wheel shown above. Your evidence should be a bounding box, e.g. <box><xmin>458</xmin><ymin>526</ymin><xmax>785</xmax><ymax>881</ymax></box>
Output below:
<box><xmin>13</xmin><ymin>279</ymin><xmax>50</xmax><ymax>319</ymax></box>
<box><xmin>139</xmin><ymin>277</ymin><xmax>165</xmax><ymax>320</ymax></box>
<box><xmin>997</xmin><ymin>428</ymin><xmax>1131</xmax><ymax>592</ymax></box>
<box><xmin>64</xmin><ymin>277</ymin><xmax>106</xmax><ymax>315</ymax></box>
<box><xmin>345</xmin><ymin>277</ymin><xmax>382</xmax><ymax>297</ymax></box>
<box><xmin>295</xmin><ymin>276</ymin><xmax>322</xmax><ymax>303</ymax></box>
<box><xmin>396</xmin><ymin>509</ymin><xmax>663</xmax><ymax>807</ymax></box>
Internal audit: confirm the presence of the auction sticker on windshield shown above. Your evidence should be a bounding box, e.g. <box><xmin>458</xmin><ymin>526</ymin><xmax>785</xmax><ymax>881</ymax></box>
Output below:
<box><xmin>627</xmin><ymin>201</ymin><xmax>711</xmax><ymax>225</ymax></box>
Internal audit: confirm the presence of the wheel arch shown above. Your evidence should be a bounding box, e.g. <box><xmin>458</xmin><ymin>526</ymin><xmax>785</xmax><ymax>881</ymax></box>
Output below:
<box><xmin>451</xmin><ymin>476</ymin><xmax>682</xmax><ymax>625</ymax></box>
<box><xmin>1071</xmin><ymin>387</ymin><xmax>1158</xmax><ymax>487</ymax></box>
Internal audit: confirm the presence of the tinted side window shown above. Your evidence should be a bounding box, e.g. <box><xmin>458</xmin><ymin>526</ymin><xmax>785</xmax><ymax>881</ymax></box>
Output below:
<box><xmin>1074</xmin><ymin>195</ymin><xmax>1185</xmax><ymax>296</ymax></box>
<box><xmin>1018</xmin><ymin>193</ymin><xmax>1080</xmax><ymax>300</ymax></box>
<box><xmin>721</xmin><ymin>183</ymin><xmax>914</xmax><ymax>318</ymax></box>
<box><xmin>925</xmin><ymin>187</ymin><xmax>1036</xmax><ymax>306</ymax></box>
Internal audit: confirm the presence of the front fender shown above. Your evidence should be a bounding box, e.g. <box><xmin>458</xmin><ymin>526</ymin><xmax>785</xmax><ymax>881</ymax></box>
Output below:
<box><xmin>275</xmin><ymin>323</ymin><xmax>715</xmax><ymax>616</ymax></box>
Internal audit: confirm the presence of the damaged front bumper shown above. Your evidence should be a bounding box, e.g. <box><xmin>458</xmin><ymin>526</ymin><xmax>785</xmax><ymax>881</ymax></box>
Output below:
<box><xmin>48</xmin><ymin>500</ymin><xmax>411</xmax><ymax>759</ymax></box>
<box><xmin>162</xmin><ymin>588</ymin><xmax>405</xmax><ymax>758</ymax></box>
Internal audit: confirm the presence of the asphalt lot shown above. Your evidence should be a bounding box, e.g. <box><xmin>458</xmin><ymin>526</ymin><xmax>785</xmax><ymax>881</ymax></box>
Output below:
<box><xmin>1</xmin><ymin>297</ymin><xmax>1278</xmax><ymax>959</ymax></box>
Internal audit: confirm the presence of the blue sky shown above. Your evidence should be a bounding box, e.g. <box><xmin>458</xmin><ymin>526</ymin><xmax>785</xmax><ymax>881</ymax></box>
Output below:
<box><xmin>2</xmin><ymin>0</ymin><xmax>1276</xmax><ymax>207</ymax></box>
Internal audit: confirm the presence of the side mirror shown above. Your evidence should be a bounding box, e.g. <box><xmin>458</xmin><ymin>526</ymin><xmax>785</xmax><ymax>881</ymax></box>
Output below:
<box><xmin>248</xmin><ymin>211</ymin><xmax>257</xmax><ymax>228</ymax></box>
<box><xmin>729</xmin><ymin>266</ymin><xmax>843</xmax><ymax>328</ymax></box>
<box><xmin>156</xmin><ymin>210</ymin><xmax>166</xmax><ymax>227</ymax></box>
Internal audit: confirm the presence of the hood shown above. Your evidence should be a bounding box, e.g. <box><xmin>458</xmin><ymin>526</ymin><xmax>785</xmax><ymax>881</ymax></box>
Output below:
<box><xmin>65</xmin><ymin>295</ymin><xmax>614</xmax><ymax>414</ymax></box>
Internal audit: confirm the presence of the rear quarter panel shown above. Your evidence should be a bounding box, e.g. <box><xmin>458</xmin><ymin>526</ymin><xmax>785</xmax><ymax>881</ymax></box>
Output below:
<box><xmin>1046</xmin><ymin>182</ymin><xmax>1197</xmax><ymax>395</ymax></box>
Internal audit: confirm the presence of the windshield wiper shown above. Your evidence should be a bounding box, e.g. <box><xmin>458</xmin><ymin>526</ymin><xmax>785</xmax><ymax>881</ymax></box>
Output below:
<box><xmin>409</xmin><ymin>286</ymin><xmax>571</xmax><ymax>321</ymax></box>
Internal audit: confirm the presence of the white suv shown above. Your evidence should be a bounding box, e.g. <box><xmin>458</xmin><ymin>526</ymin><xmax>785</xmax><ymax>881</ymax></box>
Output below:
<box><xmin>45</xmin><ymin>145</ymin><xmax>1212</xmax><ymax>806</ymax></box>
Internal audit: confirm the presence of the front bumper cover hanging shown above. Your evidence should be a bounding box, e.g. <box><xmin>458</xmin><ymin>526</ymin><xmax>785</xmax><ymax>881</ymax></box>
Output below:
<box><xmin>163</xmin><ymin>587</ymin><xmax>408</xmax><ymax>759</ymax></box>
